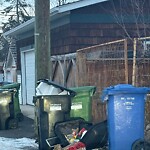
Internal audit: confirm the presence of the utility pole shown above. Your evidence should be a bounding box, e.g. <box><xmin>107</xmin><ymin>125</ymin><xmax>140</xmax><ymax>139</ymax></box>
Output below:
<box><xmin>35</xmin><ymin>0</ymin><xmax>51</xmax><ymax>83</ymax></box>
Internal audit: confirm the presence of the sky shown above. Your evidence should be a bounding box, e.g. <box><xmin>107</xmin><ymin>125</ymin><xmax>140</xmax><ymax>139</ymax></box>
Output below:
<box><xmin>0</xmin><ymin>0</ymin><xmax>80</xmax><ymax>33</ymax></box>
<box><xmin>0</xmin><ymin>0</ymin><xmax>35</xmax><ymax>17</ymax></box>
<box><xmin>0</xmin><ymin>0</ymin><xmax>35</xmax><ymax>33</ymax></box>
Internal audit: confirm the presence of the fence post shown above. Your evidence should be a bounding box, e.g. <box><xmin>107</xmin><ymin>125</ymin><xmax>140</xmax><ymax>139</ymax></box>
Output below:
<box><xmin>124</xmin><ymin>39</ymin><xmax>128</xmax><ymax>84</ymax></box>
<box><xmin>76</xmin><ymin>51</ymin><xmax>87</xmax><ymax>86</ymax></box>
<box><xmin>132</xmin><ymin>38</ymin><xmax>137</xmax><ymax>86</ymax></box>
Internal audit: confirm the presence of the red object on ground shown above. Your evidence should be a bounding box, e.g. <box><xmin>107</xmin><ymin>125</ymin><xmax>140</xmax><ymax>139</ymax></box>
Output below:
<box><xmin>78</xmin><ymin>128</ymin><xmax>86</xmax><ymax>136</ymax></box>
<box><xmin>67</xmin><ymin>142</ymin><xmax>86</xmax><ymax>150</ymax></box>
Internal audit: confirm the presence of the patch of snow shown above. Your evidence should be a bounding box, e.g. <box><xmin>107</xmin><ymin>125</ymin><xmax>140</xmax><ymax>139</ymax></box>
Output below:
<box><xmin>0</xmin><ymin>137</ymin><xmax>38</xmax><ymax>150</ymax></box>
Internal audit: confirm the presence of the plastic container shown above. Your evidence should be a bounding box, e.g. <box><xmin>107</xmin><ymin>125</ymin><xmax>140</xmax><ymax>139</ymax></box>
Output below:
<box><xmin>0</xmin><ymin>82</ymin><xmax>23</xmax><ymax>121</ymax></box>
<box><xmin>33</xmin><ymin>79</ymin><xmax>76</xmax><ymax>150</ymax></box>
<box><xmin>0</xmin><ymin>89</ymin><xmax>18</xmax><ymax>130</ymax></box>
<box><xmin>33</xmin><ymin>95</ymin><xmax>74</xmax><ymax>150</ymax></box>
<box><xmin>101</xmin><ymin>84</ymin><xmax>150</xmax><ymax>150</ymax></box>
<box><xmin>70</xmin><ymin>86</ymin><xmax>96</xmax><ymax>121</ymax></box>
<box><xmin>36</xmin><ymin>82</ymin><xmax>60</xmax><ymax>95</ymax></box>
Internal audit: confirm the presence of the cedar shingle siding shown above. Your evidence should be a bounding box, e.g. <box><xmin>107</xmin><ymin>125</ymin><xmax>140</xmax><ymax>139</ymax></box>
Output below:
<box><xmin>16</xmin><ymin>0</ymin><xmax>150</xmax><ymax>67</ymax></box>
<box><xmin>51</xmin><ymin>0</ymin><xmax>150</xmax><ymax>55</ymax></box>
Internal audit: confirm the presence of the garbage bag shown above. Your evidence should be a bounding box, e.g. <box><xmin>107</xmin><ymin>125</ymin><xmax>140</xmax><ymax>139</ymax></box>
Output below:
<box><xmin>80</xmin><ymin>120</ymin><xmax>108</xmax><ymax>150</ymax></box>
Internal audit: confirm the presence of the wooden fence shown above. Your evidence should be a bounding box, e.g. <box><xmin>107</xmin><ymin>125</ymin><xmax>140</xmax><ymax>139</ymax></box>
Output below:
<box><xmin>52</xmin><ymin>38</ymin><xmax>150</xmax><ymax>124</ymax></box>
<box><xmin>51</xmin><ymin>53</ymin><xmax>77</xmax><ymax>88</ymax></box>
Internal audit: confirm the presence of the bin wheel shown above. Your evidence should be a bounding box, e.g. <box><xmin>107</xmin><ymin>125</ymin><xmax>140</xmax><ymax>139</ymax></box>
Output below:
<box><xmin>5</xmin><ymin>118</ymin><xmax>18</xmax><ymax>129</ymax></box>
<box><xmin>132</xmin><ymin>139</ymin><xmax>150</xmax><ymax>150</ymax></box>
<box><xmin>16</xmin><ymin>113</ymin><xmax>24</xmax><ymax>122</ymax></box>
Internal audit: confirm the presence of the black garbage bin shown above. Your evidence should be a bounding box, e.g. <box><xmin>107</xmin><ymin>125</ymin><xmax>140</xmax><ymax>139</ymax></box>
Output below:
<box><xmin>33</xmin><ymin>79</ymin><xmax>76</xmax><ymax>150</ymax></box>
<box><xmin>0</xmin><ymin>89</ymin><xmax>18</xmax><ymax>130</ymax></box>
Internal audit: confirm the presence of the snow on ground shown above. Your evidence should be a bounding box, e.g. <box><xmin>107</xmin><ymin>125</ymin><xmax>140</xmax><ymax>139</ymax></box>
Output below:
<box><xmin>0</xmin><ymin>137</ymin><xmax>38</xmax><ymax>150</ymax></box>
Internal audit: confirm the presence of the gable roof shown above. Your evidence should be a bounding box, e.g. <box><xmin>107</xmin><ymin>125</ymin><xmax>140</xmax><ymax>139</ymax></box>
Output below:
<box><xmin>51</xmin><ymin>0</ymin><xmax>108</xmax><ymax>15</ymax></box>
<box><xmin>3</xmin><ymin>0</ymin><xmax>108</xmax><ymax>37</ymax></box>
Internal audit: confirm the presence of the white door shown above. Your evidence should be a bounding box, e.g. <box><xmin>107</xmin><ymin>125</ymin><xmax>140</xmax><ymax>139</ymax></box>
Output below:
<box><xmin>22</xmin><ymin>50</ymin><xmax>35</xmax><ymax>105</ymax></box>
<box><xmin>17</xmin><ymin>74</ymin><xmax>22</xmax><ymax>104</ymax></box>
<box><xmin>0</xmin><ymin>73</ymin><xmax>3</xmax><ymax>81</ymax></box>
<box><xmin>6</xmin><ymin>71</ymin><xmax>13</xmax><ymax>82</ymax></box>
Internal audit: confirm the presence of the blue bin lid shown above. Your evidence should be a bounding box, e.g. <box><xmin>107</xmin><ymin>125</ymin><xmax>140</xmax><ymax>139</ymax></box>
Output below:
<box><xmin>101</xmin><ymin>84</ymin><xmax>150</xmax><ymax>102</ymax></box>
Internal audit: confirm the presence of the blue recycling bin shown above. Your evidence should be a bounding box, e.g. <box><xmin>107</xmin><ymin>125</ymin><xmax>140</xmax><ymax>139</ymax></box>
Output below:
<box><xmin>101</xmin><ymin>84</ymin><xmax>150</xmax><ymax>150</ymax></box>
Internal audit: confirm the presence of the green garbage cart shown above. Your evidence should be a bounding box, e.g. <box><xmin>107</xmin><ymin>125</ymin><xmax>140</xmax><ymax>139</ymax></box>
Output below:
<box><xmin>0</xmin><ymin>89</ymin><xmax>18</xmax><ymax>129</ymax></box>
<box><xmin>70</xmin><ymin>86</ymin><xmax>96</xmax><ymax>122</ymax></box>
<box><xmin>0</xmin><ymin>82</ymin><xmax>23</xmax><ymax>121</ymax></box>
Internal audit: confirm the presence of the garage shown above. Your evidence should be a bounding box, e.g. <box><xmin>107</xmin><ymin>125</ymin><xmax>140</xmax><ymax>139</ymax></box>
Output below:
<box><xmin>5</xmin><ymin>71</ymin><xmax>12</xmax><ymax>82</ymax></box>
<box><xmin>21</xmin><ymin>49</ymin><xmax>35</xmax><ymax>105</ymax></box>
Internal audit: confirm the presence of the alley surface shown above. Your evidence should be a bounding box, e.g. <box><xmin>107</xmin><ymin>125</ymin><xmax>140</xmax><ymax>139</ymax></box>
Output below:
<box><xmin>0</xmin><ymin>105</ymin><xmax>38</xmax><ymax>150</ymax></box>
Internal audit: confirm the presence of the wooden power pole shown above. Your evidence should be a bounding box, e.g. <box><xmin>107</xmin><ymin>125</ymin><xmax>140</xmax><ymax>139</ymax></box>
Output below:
<box><xmin>35</xmin><ymin>0</ymin><xmax>51</xmax><ymax>83</ymax></box>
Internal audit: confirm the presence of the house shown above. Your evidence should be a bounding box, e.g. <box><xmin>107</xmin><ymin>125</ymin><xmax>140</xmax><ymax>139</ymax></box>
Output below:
<box><xmin>3</xmin><ymin>38</ymin><xmax>17</xmax><ymax>82</ymax></box>
<box><xmin>3</xmin><ymin>0</ymin><xmax>150</xmax><ymax>105</ymax></box>
<box><xmin>0</xmin><ymin>36</ymin><xmax>9</xmax><ymax>82</ymax></box>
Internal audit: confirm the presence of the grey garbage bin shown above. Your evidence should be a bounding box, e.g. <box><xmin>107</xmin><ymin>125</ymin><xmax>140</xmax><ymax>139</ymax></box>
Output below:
<box><xmin>33</xmin><ymin>79</ymin><xmax>76</xmax><ymax>150</ymax></box>
<box><xmin>101</xmin><ymin>84</ymin><xmax>150</xmax><ymax>150</ymax></box>
<box><xmin>0</xmin><ymin>82</ymin><xmax>23</xmax><ymax>121</ymax></box>
<box><xmin>0</xmin><ymin>89</ymin><xmax>18</xmax><ymax>130</ymax></box>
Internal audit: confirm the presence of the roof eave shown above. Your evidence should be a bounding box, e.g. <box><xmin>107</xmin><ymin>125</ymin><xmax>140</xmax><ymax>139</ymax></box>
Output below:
<box><xmin>51</xmin><ymin>0</ymin><xmax>108</xmax><ymax>15</ymax></box>
<box><xmin>3</xmin><ymin>18</ymin><xmax>35</xmax><ymax>37</ymax></box>
<box><xmin>3</xmin><ymin>0</ymin><xmax>108</xmax><ymax>37</ymax></box>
